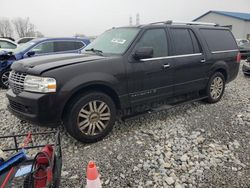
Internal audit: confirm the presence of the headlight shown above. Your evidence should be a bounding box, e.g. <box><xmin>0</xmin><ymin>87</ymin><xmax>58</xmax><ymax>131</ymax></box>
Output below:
<box><xmin>24</xmin><ymin>75</ymin><xmax>56</xmax><ymax>93</ymax></box>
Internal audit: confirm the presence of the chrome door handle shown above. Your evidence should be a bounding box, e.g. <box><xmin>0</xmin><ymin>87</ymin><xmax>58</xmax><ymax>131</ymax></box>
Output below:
<box><xmin>163</xmin><ymin>64</ymin><xmax>170</xmax><ymax>68</ymax></box>
<box><xmin>200</xmin><ymin>59</ymin><xmax>206</xmax><ymax>63</ymax></box>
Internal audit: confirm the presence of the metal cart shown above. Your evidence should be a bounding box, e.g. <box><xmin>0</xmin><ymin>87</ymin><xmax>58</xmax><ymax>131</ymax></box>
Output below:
<box><xmin>0</xmin><ymin>131</ymin><xmax>62</xmax><ymax>188</ymax></box>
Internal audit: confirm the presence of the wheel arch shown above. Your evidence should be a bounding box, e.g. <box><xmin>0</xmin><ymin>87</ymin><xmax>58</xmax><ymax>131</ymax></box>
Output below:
<box><xmin>61</xmin><ymin>83</ymin><xmax>121</xmax><ymax>120</ymax></box>
<box><xmin>209</xmin><ymin>61</ymin><xmax>229</xmax><ymax>82</ymax></box>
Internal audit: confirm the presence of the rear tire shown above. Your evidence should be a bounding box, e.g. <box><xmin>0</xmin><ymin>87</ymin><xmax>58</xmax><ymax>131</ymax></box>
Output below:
<box><xmin>0</xmin><ymin>69</ymin><xmax>10</xmax><ymax>89</ymax></box>
<box><xmin>64</xmin><ymin>91</ymin><xmax>116</xmax><ymax>143</ymax></box>
<box><xmin>205</xmin><ymin>72</ymin><xmax>225</xmax><ymax>103</ymax></box>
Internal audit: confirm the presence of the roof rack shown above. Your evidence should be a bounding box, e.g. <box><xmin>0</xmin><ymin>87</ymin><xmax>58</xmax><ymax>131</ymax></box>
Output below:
<box><xmin>149</xmin><ymin>20</ymin><xmax>218</xmax><ymax>26</ymax></box>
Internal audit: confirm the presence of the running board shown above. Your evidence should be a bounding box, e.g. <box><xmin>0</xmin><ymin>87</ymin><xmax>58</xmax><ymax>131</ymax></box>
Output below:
<box><xmin>122</xmin><ymin>96</ymin><xmax>208</xmax><ymax>121</ymax></box>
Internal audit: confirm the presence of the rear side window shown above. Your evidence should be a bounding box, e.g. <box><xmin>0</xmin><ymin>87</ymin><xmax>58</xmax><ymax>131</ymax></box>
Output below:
<box><xmin>136</xmin><ymin>29</ymin><xmax>168</xmax><ymax>57</ymax></box>
<box><xmin>54</xmin><ymin>41</ymin><xmax>84</xmax><ymax>52</ymax></box>
<box><xmin>200</xmin><ymin>29</ymin><xmax>237</xmax><ymax>51</ymax></box>
<box><xmin>171</xmin><ymin>28</ymin><xmax>201</xmax><ymax>55</ymax></box>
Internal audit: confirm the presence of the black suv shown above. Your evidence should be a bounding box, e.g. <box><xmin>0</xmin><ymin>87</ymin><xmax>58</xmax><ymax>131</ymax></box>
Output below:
<box><xmin>6</xmin><ymin>21</ymin><xmax>240</xmax><ymax>143</ymax></box>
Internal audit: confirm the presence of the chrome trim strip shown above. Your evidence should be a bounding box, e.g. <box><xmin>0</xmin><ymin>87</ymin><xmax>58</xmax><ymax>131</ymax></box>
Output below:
<box><xmin>141</xmin><ymin>53</ymin><xmax>202</xmax><ymax>62</ymax></box>
<box><xmin>211</xmin><ymin>49</ymin><xmax>239</xmax><ymax>54</ymax></box>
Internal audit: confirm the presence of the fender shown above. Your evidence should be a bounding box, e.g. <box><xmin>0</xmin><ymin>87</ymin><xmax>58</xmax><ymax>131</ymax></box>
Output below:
<box><xmin>0</xmin><ymin>60</ymin><xmax>15</xmax><ymax>72</ymax></box>
<box><xmin>57</xmin><ymin>72</ymin><xmax>121</xmax><ymax>115</ymax></box>
<box><xmin>208</xmin><ymin>60</ymin><xmax>229</xmax><ymax>80</ymax></box>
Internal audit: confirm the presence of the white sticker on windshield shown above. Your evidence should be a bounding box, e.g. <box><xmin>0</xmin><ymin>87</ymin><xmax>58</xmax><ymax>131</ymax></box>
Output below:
<box><xmin>111</xmin><ymin>38</ymin><xmax>126</xmax><ymax>44</ymax></box>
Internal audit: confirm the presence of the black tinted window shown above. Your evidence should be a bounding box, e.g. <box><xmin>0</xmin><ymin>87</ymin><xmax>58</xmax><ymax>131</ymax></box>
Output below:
<box><xmin>171</xmin><ymin>28</ymin><xmax>194</xmax><ymax>55</ymax></box>
<box><xmin>200</xmin><ymin>29</ymin><xmax>237</xmax><ymax>51</ymax></box>
<box><xmin>54</xmin><ymin>41</ymin><xmax>83</xmax><ymax>52</ymax></box>
<box><xmin>189</xmin><ymin>31</ymin><xmax>202</xmax><ymax>53</ymax></box>
<box><xmin>136</xmin><ymin>29</ymin><xmax>168</xmax><ymax>57</ymax></box>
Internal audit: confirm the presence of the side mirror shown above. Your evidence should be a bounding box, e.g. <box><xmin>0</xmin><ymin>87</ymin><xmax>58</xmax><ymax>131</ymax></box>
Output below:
<box><xmin>133</xmin><ymin>47</ymin><xmax>153</xmax><ymax>60</ymax></box>
<box><xmin>27</xmin><ymin>51</ymin><xmax>35</xmax><ymax>57</ymax></box>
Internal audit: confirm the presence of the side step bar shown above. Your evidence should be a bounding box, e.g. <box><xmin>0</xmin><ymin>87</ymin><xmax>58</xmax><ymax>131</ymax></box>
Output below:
<box><xmin>122</xmin><ymin>96</ymin><xmax>208</xmax><ymax>121</ymax></box>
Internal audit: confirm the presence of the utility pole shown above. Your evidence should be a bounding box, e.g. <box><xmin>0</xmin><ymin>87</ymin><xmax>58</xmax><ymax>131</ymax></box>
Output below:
<box><xmin>136</xmin><ymin>13</ymin><xmax>140</xmax><ymax>26</ymax></box>
<box><xmin>129</xmin><ymin>16</ymin><xmax>133</xmax><ymax>26</ymax></box>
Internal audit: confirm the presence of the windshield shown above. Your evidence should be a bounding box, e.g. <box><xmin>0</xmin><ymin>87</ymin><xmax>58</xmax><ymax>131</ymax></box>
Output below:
<box><xmin>12</xmin><ymin>40</ymin><xmax>36</xmax><ymax>54</ymax></box>
<box><xmin>83</xmin><ymin>28</ymin><xmax>140</xmax><ymax>55</ymax></box>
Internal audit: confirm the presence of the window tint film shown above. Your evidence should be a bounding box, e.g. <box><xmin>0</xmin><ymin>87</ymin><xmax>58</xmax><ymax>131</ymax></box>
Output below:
<box><xmin>200</xmin><ymin>29</ymin><xmax>237</xmax><ymax>51</ymax></box>
<box><xmin>171</xmin><ymin>28</ymin><xmax>194</xmax><ymax>55</ymax></box>
<box><xmin>136</xmin><ymin>29</ymin><xmax>168</xmax><ymax>57</ymax></box>
<box><xmin>54</xmin><ymin>41</ymin><xmax>83</xmax><ymax>52</ymax></box>
<box><xmin>189</xmin><ymin>30</ymin><xmax>202</xmax><ymax>53</ymax></box>
<box><xmin>32</xmin><ymin>42</ymin><xmax>54</xmax><ymax>54</ymax></box>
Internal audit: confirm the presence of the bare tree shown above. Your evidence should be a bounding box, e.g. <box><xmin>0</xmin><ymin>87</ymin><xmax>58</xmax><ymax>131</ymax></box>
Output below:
<box><xmin>0</xmin><ymin>18</ymin><xmax>13</xmax><ymax>37</ymax></box>
<box><xmin>12</xmin><ymin>17</ymin><xmax>36</xmax><ymax>38</ymax></box>
<box><xmin>74</xmin><ymin>33</ymin><xmax>86</xmax><ymax>38</ymax></box>
<box><xmin>35</xmin><ymin>31</ymin><xmax>44</xmax><ymax>38</ymax></box>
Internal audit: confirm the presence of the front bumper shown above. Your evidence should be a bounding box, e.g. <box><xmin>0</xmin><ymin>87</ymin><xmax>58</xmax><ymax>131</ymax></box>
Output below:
<box><xmin>6</xmin><ymin>89</ymin><xmax>61</xmax><ymax>127</ymax></box>
<box><xmin>242</xmin><ymin>63</ymin><xmax>250</xmax><ymax>75</ymax></box>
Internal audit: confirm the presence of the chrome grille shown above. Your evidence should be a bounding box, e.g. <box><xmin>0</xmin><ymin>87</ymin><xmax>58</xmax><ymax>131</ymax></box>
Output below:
<box><xmin>9</xmin><ymin>71</ymin><xmax>26</xmax><ymax>95</ymax></box>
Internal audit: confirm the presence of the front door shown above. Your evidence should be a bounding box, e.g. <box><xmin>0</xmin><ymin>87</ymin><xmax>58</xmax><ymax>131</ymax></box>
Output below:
<box><xmin>126</xmin><ymin>28</ymin><xmax>174</xmax><ymax>106</ymax></box>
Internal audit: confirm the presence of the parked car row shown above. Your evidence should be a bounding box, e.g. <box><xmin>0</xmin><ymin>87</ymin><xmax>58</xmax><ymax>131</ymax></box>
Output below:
<box><xmin>242</xmin><ymin>57</ymin><xmax>250</xmax><ymax>75</ymax></box>
<box><xmin>0</xmin><ymin>37</ymin><xmax>37</xmax><ymax>52</ymax></box>
<box><xmin>238</xmin><ymin>42</ymin><xmax>250</xmax><ymax>59</ymax></box>
<box><xmin>0</xmin><ymin>38</ymin><xmax>18</xmax><ymax>52</ymax></box>
<box><xmin>0</xmin><ymin>37</ymin><xmax>90</xmax><ymax>88</ymax></box>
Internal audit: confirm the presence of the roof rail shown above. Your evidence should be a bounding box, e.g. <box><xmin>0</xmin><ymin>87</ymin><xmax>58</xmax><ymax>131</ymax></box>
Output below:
<box><xmin>149</xmin><ymin>20</ymin><xmax>218</xmax><ymax>26</ymax></box>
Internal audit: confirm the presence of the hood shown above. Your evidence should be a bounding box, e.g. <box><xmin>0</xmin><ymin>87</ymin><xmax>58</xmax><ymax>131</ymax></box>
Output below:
<box><xmin>11</xmin><ymin>53</ymin><xmax>106</xmax><ymax>75</ymax></box>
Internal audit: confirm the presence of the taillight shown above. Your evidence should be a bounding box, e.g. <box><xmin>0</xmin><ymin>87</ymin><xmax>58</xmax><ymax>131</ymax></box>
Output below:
<box><xmin>237</xmin><ymin>53</ymin><xmax>241</xmax><ymax>63</ymax></box>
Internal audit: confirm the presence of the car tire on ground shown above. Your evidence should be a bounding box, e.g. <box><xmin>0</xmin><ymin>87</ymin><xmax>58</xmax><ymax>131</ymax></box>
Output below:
<box><xmin>0</xmin><ymin>69</ymin><xmax>10</xmax><ymax>89</ymax></box>
<box><xmin>205</xmin><ymin>72</ymin><xmax>225</xmax><ymax>104</ymax></box>
<box><xmin>64</xmin><ymin>91</ymin><xmax>116</xmax><ymax>143</ymax></box>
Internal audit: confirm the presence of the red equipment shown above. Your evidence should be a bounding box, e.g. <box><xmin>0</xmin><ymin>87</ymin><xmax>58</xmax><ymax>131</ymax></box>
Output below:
<box><xmin>30</xmin><ymin>145</ymin><xmax>54</xmax><ymax>188</ymax></box>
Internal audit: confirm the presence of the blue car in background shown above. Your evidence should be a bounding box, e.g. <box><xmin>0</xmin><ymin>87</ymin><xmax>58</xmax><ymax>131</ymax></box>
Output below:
<box><xmin>0</xmin><ymin>37</ymin><xmax>90</xmax><ymax>88</ymax></box>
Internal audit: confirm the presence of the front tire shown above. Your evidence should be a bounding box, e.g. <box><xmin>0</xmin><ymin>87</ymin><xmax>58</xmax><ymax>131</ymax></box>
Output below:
<box><xmin>64</xmin><ymin>92</ymin><xmax>116</xmax><ymax>143</ymax></box>
<box><xmin>205</xmin><ymin>72</ymin><xmax>225</xmax><ymax>103</ymax></box>
<box><xmin>0</xmin><ymin>69</ymin><xmax>10</xmax><ymax>89</ymax></box>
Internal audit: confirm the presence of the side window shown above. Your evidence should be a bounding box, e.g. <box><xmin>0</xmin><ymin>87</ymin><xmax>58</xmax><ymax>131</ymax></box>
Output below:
<box><xmin>54</xmin><ymin>41</ymin><xmax>83</xmax><ymax>52</ymax></box>
<box><xmin>189</xmin><ymin>30</ymin><xmax>202</xmax><ymax>53</ymax></box>
<box><xmin>75</xmin><ymin>41</ymin><xmax>85</xmax><ymax>49</ymax></box>
<box><xmin>200</xmin><ymin>29</ymin><xmax>238</xmax><ymax>51</ymax></box>
<box><xmin>171</xmin><ymin>28</ymin><xmax>194</xmax><ymax>55</ymax></box>
<box><xmin>136</xmin><ymin>29</ymin><xmax>168</xmax><ymax>58</ymax></box>
<box><xmin>32</xmin><ymin>42</ymin><xmax>54</xmax><ymax>54</ymax></box>
<box><xmin>0</xmin><ymin>41</ymin><xmax>16</xmax><ymax>49</ymax></box>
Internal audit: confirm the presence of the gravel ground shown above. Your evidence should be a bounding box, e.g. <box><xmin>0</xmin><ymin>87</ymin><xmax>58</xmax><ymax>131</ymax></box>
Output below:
<box><xmin>0</xmin><ymin>62</ymin><xmax>250</xmax><ymax>187</ymax></box>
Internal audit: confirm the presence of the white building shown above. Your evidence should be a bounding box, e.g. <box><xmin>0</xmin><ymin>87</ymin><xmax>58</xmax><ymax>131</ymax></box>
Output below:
<box><xmin>193</xmin><ymin>11</ymin><xmax>250</xmax><ymax>40</ymax></box>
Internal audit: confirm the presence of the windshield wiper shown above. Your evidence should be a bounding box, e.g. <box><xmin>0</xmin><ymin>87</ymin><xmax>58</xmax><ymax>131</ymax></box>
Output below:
<box><xmin>85</xmin><ymin>48</ymin><xmax>103</xmax><ymax>56</ymax></box>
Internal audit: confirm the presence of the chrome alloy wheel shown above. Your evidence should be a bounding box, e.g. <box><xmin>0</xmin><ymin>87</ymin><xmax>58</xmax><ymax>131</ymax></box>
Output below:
<box><xmin>210</xmin><ymin>76</ymin><xmax>224</xmax><ymax>100</ymax></box>
<box><xmin>1</xmin><ymin>71</ymin><xmax>10</xmax><ymax>87</ymax></box>
<box><xmin>77</xmin><ymin>100</ymin><xmax>111</xmax><ymax>135</ymax></box>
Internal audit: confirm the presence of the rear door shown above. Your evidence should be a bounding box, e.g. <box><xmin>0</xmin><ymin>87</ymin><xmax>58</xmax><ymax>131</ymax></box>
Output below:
<box><xmin>127</xmin><ymin>28</ymin><xmax>175</xmax><ymax>106</ymax></box>
<box><xmin>169</xmin><ymin>27</ymin><xmax>209</xmax><ymax>95</ymax></box>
